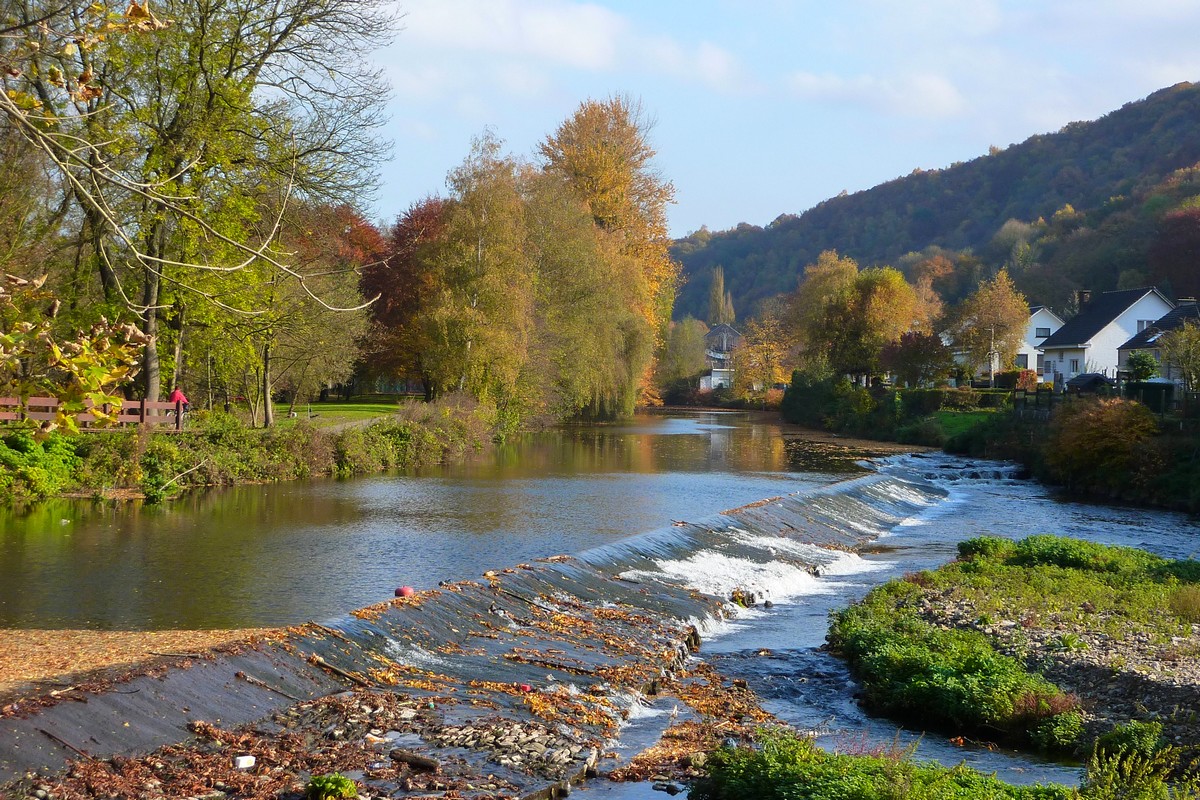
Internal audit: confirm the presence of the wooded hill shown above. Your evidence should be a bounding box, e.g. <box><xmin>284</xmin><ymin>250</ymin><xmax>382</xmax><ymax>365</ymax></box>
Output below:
<box><xmin>673</xmin><ymin>81</ymin><xmax>1200</xmax><ymax>319</ymax></box>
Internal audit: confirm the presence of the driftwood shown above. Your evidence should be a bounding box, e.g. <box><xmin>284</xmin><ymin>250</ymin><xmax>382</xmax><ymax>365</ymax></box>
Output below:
<box><xmin>39</xmin><ymin>728</ymin><xmax>92</xmax><ymax>759</ymax></box>
<box><xmin>235</xmin><ymin>671</ymin><xmax>301</xmax><ymax>701</ymax></box>
<box><xmin>390</xmin><ymin>748</ymin><xmax>439</xmax><ymax>771</ymax></box>
<box><xmin>305</xmin><ymin>654</ymin><xmax>372</xmax><ymax>687</ymax></box>
<box><xmin>309</xmin><ymin>623</ymin><xmax>349</xmax><ymax>641</ymax></box>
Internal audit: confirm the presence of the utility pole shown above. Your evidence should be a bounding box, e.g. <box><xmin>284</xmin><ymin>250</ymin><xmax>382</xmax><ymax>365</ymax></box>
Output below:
<box><xmin>988</xmin><ymin>324</ymin><xmax>997</xmax><ymax>388</ymax></box>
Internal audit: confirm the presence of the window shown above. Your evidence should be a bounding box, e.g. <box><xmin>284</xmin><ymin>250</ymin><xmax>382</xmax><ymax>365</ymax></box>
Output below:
<box><xmin>1035</xmin><ymin>327</ymin><xmax>1051</xmax><ymax>338</ymax></box>
<box><xmin>1137</xmin><ymin>320</ymin><xmax>1156</xmax><ymax>332</ymax></box>
<box><xmin>1154</xmin><ymin>349</ymin><xmax>1161</xmax><ymax>362</ymax></box>
<box><xmin>1016</xmin><ymin>354</ymin><xmax>1028</xmax><ymax>369</ymax></box>
<box><xmin>1070</xmin><ymin>359</ymin><xmax>1080</xmax><ymax>373</ymax></box>
<box><xmin>1037</xmin><ymin>354</ymin><xmax>1045</xmax><ymax>374</ymax></box>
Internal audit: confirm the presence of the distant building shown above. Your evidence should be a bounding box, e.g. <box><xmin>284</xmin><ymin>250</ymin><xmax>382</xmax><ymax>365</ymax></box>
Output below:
<box><xmin>1117</xmin><ymin>298</ymin><xmax>1200</xmax><ymax>386</ymax></box>
<box><xmin>700</xmin><ymin>323</ymin><xmax>741</xmax><ymax>390</ymax></box>
<box><xmin>1019</xmin><ymin>306</ymin><xmax>1065</xmax><ymax>379</ymax></box>
<box><xmin>1038</xmin><ymin>288</ymin><xmax>1174</xmax><ymax>380</ymax></box>
<box><xmin>949</xmin><ymin>306</ymin><xmax>1064</xmax><ymax>383</ymax></box>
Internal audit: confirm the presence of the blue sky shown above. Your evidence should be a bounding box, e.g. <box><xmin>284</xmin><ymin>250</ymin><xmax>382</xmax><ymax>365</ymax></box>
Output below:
<box><xmin>369</xmin><ymin>1</ymin><xmax>1200</xmax><ymax>237</ymax></box>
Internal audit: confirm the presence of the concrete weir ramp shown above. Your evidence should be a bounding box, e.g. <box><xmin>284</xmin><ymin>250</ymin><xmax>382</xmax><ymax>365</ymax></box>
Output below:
<box><xmin>0</xmin><ymin>472</ymin><xmax>944</xmax><ymax>799</ymax></box>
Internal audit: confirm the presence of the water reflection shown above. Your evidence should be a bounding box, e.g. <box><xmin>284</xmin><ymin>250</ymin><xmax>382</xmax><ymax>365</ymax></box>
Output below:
<box><xmin>0</xmin><ymin>412</ymin><xmax>846</xmax><ymax>630</ymax></box>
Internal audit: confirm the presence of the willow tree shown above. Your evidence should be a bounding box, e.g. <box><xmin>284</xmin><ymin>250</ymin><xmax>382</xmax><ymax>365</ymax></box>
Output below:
<box><xmin>522</xmin><ymin>169</ymin><xmax>651</xmax><ymax>419</ymax></box>
<box><xmin>2</xmin><ymin>0</ymin><xmax>395</xmax><ymax>401</ymax></box>
<box><xmin>421</xmin><ymin>135</ymin><xmax>536</xmax><ymax>425</ymax></box>
<box><xmin>539</xmin><ymin>95</ymin><xmax>679</xmax><ymax>410</ymax></box>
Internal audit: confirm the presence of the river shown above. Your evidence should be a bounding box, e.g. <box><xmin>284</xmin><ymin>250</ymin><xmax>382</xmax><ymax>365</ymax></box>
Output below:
<box><xmin>3</xmin><ymin>410</ymin><xmax>1199</xmax><ymax>792</ymax></box>
<box><xmin>0</xmin><ymin>412</ymin><xmax>862</xmax><ymax>630</ymax></box>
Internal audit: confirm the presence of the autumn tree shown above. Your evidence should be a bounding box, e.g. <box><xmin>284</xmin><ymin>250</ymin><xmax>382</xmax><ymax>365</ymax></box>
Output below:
<box><xmin>945</xmin><ymin>270</ymin><xmax>1029</xmax><ymax>381</ymax></box>
<box><xmin>821</xmin><ymin>268</ymin><xmax>918</xmax><ymax>379</ymax></box>
<box><xmin>523</xmin><ymin>169</ymin><xmax>651</xmax><ymax>419</ymax></box>
<box><xmin>420</xmin><ymin>134</ymin><xmax>535</xmax><ymax>423</ymax></box>
<box><xmin>786</xmin><ymin>250</ymin><xmax>858</xmax><ymax>356</ymax></box>
<box><xmin>360</xmin><ymin>198</ymin><xmax>450</xmax><ymax>397</ymax></box>
<box><xmin>881</xmin><ymin>331</ymin><xmax>955</xmax><ymax>387</ymax></box>
<box><xmin>707</xmin><ymin>266</ymin><xmax>735</xmax><ymax>325</ymax></box>
<box><xmin>539</xmin><ymin>95</ymin><xmax>680</xmax><ymax>350</ymax></box>
<box><xmin>2</xmin><ymin>0</ymin><xmax>395</xmax><ymax>401</ymax></box>
<box><xmin>1</xmin><ymin>274</ymin><xmax>144</xmax><ymax>433</ymax></box>
<box><xmin>1160</xmin><ymin>321</ymin><xmax>1200</xmax><ymax>392</ymax></box>
<box><xmin>1149</xmin><ymin>208</ymin><xmax>1200</xmax><ymax>299</ymax></box>
<box><xmin>656</xmin><ymin>317</ymin><xmax>709</xmax><ymax>392</ymax></box>
<box><xmin>732</xmin><ymin>314</ymin><xmax>789</xmax><ymax>400</ymax></box>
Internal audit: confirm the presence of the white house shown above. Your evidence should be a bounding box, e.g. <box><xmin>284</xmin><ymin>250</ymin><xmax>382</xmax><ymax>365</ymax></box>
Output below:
<box><xmin>1039</xmin><ymin>288</ymin><xmax>1175</xmax><ymax>381</ymax></box>
<box><xmin>949</xmin><ymin>306</ymin><xmax>1064</xmax><ymax>383</ymax></box>
<box><xmin>699</xmin><ymin>323</ymin><xmax>740</xmax><ymax>390</ymax></box>
<box><xmin>1018</xmin><ymin>306</ymin><xmax>1065</xmax><ymax>379</ymax></box>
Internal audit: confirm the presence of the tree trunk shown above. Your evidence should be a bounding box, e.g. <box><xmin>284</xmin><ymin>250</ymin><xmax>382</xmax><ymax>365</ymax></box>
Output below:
<box><xmin>262</xmin><ymin>342</ymin><xmax>275</xmax><ymax>427</ymax></box>
<box><xmin>171</xmin><ymin>303</ymin><xmax>187</xmax><ymax>389</ymax></box>
<box><xmin>141</xmin><ymin>277</ymin><xmax>161</xmax><ymax>401</ymax></box>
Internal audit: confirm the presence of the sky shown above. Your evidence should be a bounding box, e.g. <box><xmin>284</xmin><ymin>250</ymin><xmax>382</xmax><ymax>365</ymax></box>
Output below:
<box><xmin>367</xmin><ymin>1</ymin><xmax>1200</xmax><ymax>237</ymax></box>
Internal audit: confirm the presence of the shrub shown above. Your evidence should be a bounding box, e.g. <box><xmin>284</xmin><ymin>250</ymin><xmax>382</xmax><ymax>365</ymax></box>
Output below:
<box><xmin>0</xmin><ymin>430</ymin><xmax>82</xmax><ymax>503</ymax></box>
<box><xmin>1168</xmin><ymin>585</ymin><xmax>1200</xmax><ymax>622</ymax></box>
<box><xmin>1010</xmin><ymin>535</ymin><xmax>1163</xmax><ymax>575</ymax></box>
<box><xmin>689</xmin><ymin>728</ymin><xmax>1075</xmax><ymax>800</ymax></box>
<box><xmin>1031</xmin><ymin>711</ymin><xmax>1084</xmax><ymax>753</ymax></box>
<box><xmin>1094</xmin><ymin>721</ymin><xmax>1165</xmax><ymax>760</ymax></box>
<box><xmin>780</xmin><ymin>370</ymin><xmax>836</xmax><ymax>427</ymax></box>
<box><xmin>958</xmin><ymin>536</ymin><xmax>1016</xmax><ymax>561</ymax></box>
<box><xmin>895</xmin><ymin>416</ymin><xmax>945</xmax><ymax>447</ymax></box>
<box><xmin>306</xmin><ymin>772</ymin><xmax>357</xmax><ymax>800</ymax></box>
<box><xmin>1044</xmin><ymin>398</ymin><xmax>1158</xmax><ymax>496</ymax></box>
<box><xmin>828</xmin><ymin>584</ymin><xmax>1077</xmax><ymax>747</ymax></box>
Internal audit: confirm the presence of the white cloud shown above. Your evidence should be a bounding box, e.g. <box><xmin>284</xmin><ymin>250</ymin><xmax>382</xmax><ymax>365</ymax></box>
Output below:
<box><xmin>398</xmin><ymin>0</ymin><xmax>625</xmax><ymax>70</ymax></box>
<box><xmin>788</xmin><ymin>71</ymin><xmax>965</xmax><ymax>118</ymax></box>
<box><xmin>383</xmin><ymin>0</ymin><xmax>747</xmax><ymax>97</ymax></box>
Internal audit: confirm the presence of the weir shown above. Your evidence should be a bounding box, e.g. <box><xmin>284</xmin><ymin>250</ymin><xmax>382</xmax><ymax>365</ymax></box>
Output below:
<box><xmin>0</xmin><ymin>471</ymin><xmax>944</xmax><ymax>798</ymax></box>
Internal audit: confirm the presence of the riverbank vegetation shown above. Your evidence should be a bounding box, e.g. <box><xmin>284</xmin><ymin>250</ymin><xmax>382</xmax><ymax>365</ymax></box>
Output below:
<box><xmin>696</xmin><ymin>534</ymin><xmax>1200</xmax><ymax>800</ymax></box>
<box><xmin>693</xmin><ymin>726</ymin><xmax>1200</xmax><ymax>800</ymax></box>
<box><xmin>0</xmin><ymin>395</ymin><xmax>495</xmax><ymax>505</ymax></box>
<box><xmin>692</xmin><ymin>729</ymin><xmax>1075</xmax><ymax>799</ymax></box>
<box><xmin>830</xmin><ymin>535</ymin><xmax>1200</xmax><ymax>760</ymax></box>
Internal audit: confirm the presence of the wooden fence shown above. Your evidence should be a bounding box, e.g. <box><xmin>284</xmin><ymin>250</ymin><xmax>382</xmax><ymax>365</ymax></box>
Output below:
<box><xmin>0</xmin><ymin>396</ymin><xmax>185</xmax><ymax>431</ymax></box>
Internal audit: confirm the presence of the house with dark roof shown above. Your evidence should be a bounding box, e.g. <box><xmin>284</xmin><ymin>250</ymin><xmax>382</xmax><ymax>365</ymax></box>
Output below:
<box><xmin>1038</xmin><ymin>288</ymin><xmax>1174</xmax><ymax>381</ymax></box>
<box><xmin>1117</xmin><ymin>299</ymin><xmax>1200</xmax><ymax>385</ymax></box>
<box><xmin>1019</xmin><ymin>306</ymin><xmax>1065</xmax><ymax>379</ymax></box>
<box><xmin>700</xmin><ymin>323</ymin><xmax>741</xmax><ymax>390</ymax></box>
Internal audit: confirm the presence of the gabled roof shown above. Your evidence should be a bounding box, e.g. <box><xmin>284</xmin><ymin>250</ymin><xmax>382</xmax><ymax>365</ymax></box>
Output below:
<box><xmin>705</xmin><ymin>323</ymin><xmax>741</xmax><ymax>339</ymax></box>
<box><xmin>1039</xmin><ymin>288</ymin><xmax>1171</xmax><ymax>350</ymax></box>
<box><xmin>1029</xmin><ymin>305</ymin><xmax>1065</xmax><ymax>324</ymax></box>
<box><xmin>1117</xmin><ymin>302</ymin><xmax>1200</xmax><ymax>351</ymax></box>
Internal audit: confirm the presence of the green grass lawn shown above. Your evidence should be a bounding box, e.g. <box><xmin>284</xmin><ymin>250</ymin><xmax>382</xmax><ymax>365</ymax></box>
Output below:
<box><xmin>272</xmin><ymin>398</ymin><xmax>412</xmax><ymax>428</ymax></box>
<box><xmin>934</xmin><ymin>408</ymin><xmax>996</xmax><ymax>438</ymax></box>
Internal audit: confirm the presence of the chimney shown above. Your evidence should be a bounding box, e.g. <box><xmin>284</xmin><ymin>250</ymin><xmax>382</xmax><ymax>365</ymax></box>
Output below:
<box><xmin>1075</xmin><ymin>289</ymin><xmax>1092</xmax><ymax>309</ymax></box>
